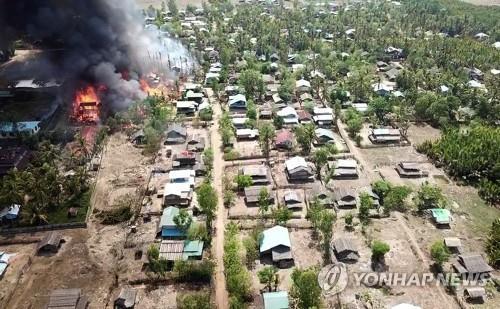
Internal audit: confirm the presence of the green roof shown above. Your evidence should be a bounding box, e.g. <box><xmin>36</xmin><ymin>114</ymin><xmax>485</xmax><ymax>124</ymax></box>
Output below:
<box><xmin>182</xmin><ymin>240</ymin><xmax>204</xmax><ymax>259</ymax></box>
<box><xmin>431</xmin><ymin>208</ymin><xmax>451</xmax><ymax>224</ymax></box>
<box><xmin>263</xmin><ymin>291</ymin><xmax>289</xmax><ymax>309</ymax></box>
<box><xmin>159</xmin><ymin>206</ymin><xmax>180</xmax><ymax>228</ymax></box>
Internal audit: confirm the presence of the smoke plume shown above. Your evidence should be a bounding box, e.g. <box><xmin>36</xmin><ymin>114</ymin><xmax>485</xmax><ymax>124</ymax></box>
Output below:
<box><xmin>0</xmin><ymin>0</ymin><xmax>194</xmax><ymax>109</ymax></box>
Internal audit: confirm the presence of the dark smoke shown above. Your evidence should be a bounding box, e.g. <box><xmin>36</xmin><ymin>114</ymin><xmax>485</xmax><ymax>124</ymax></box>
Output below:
<box><xmin>0</xmin><ymin>0</ymin><xmax>194</xmax><ymax>109</ymax></box>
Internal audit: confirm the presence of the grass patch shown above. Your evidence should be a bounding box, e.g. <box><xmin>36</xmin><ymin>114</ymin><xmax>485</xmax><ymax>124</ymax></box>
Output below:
<box><xmin>47</xmin><ymin>190</ymin><xmax>90</xmax><ymax>224</ymax></box>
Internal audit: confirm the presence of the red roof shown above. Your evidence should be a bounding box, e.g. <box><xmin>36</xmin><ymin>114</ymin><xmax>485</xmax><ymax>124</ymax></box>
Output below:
<box><xmin>275</xmin><ymin>129</ymin><xmax>293</xmax><ymax>145</ymax></box>
<box><xmin>297</xmin><ymin>110</ymin><xmax>311</xmax><ymax>120</ymax></box>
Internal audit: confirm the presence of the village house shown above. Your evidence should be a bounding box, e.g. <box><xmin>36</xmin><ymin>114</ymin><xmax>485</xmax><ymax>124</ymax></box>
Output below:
<box><xmin>241</xmin><ymin>165</ymin><xmax>270</xmax><ymax>185</ymax></box>
<box><xmin>314</xmin><ymin>128</ymin><xmax>335</xmax><ymax>145</ymax></box>
<box><xmin>444</xmin><ymin>237</ymin><xmax>462</xmax><ymax>254</ymax></box>
<box><xmin>244</xmin><ymin>186</ymin><xmax>274</xmax><ymax>206</ymax></box>
<box><xmin>46</xmin><ymin>289</ymin><xmax>89</xmax><ymax>309</ymax></box>
<box><xmin>164</xmin><ymin>124</ymin><xmax>187</xmax><ymax>144</ymax></box>
<box><xmin>453</xmin><ymin>254</ymin><xmax>493</xmax><ymax>277</ymax></box>
<box><xmin>232</xmin><ymin>117</ymin><xmax>249</xmax><ymax>129</ymax></box>
<box><xmin>313</xmin><ymin>107</ymin><xmax>334</xmax><ymax>126</ymax></box>
<box><xmin>369</xmin><ymin>128</ymin><xmax>401</xmax><ymax>144</ymax></box>
<box><xmin>309</xmin><ymin>187</ymin><xmax>334</xmax><ymax>208</ymax></box>
<box><xmin>272</xmin><ymin>93</ymin><xmax>283</xmax><ymax>105</ymax></box>
<box><xmin>333</xmin><ymin>188</ymin><xmax>357</xmax><ymax>209</ymax></box>
<box><xmin>225</xmin><ymin>85</ymin><xmax>240</xmax><ymax>96</ymax></box>
<box><xmin>396</xmin><ymin>162</ymin><xmax>429</xmax><ymax>178</ymax></box>
<box><xmin>228</xmin><ymin>94</ymin><xmax>247</xmax><ymax>110</ymax></box>
<box><xmin>176</xmin><ymin>100</ymin><xmax>197</xmax><ymax>115</ymax></box>
<box><xmin>172</xmin><ymin>151</ymin><xmax>198</xmax><ymax>168</ymax></box>
<box><xmin>163</xmin><ymin>183</ymin><xmax>192</xmax><ymax>207</ymax></box>
<box><xmin>187</xmin><ymin>134</ymin><xmax>205</xmax><ymax>152</ymax></box>
<box><xmin>259</xmin><ymin>226</ymin><xmax>294</xmax><ymax>268</ymax></box>
<box><xmin>114</xmin><ymin>288</ymin><xmax>137</xmax><ymax>309</ymax></box>
<box><xmin>185</xmin><ymin>91</ymin><xmax>205</xmax><ymax>104</ymax></box>
<box><xmin>37</xmin><ymin>231</ymin><xmax>63</xmax><ymax>254</ymax></box>
<box><xmin>236</xmin><ymin>128</ymin><xmax>259</xmax><ymax>140</ymax></box>
<box><xmin>259</xmin><ymin>104</ymin><xmax>273</xmax><ymax>119</ymax></box>
<box><xmin>274</xmin><ymin>129</ymin><xmax>293</xmax><ymax>150</ymax></box>
<box><xmin>262</xmin><ymin>291</ymin><xmax>289</xmax><ymax>309</ymax></box>
<box><xmin>158</xmin><ymin>206</ymin><xmax>186</xmax><ymax>238</ymax></box>
<box><xmin>283</xmin><ymin>190</ymin><xmax>304</xmax><ymax>211</ymax></box>
<box><xmin>331</xmin><ymin>237</ymin><xmax>360</xmax><ymax>262</ymax></box>
<box><xmin>351</xmin><ymin>103</ymin><xmax>369</xmax><ymax>113</ymax></box>
<box><xmin>331</xmin><ymin>159</ymin><xmax>359</xmax><ymax>179</ymax></box>
<box><xmin>277</xmin><ymin>106</ymin><xmax>299</xmax><ymax>125</ymax></box>
<box><xmin>295</xmin><ymin>79</ymin><xmax>311</xmax><ymax>93</ymax></box>
<box><xmin>204</xmin><ymin>72</ymin><xmax>220</xmax><ymax>85</ymax></box>
<box><xmin>297</xmin><ymin>109</ymin><xmax>312</xmax><ymax>124</ymax></box>
<box><xmin>372</xmin><ymin>82</ymin><xmax>394</xmax><ymax>96</ymax></box>
<box><xmin>168</xmin><ymin>169</ymin><xmax>195</xmax><ymax>186</ymax></box>
<box><xmin>130</xmin><ymin>129</ymin><xmax>145</xmax><ymax>145</ymax></box>
<box><xmin>464</xmin><ymin>287</ymin><xmax>487</xmax><ymax>304</ymax></box>
<box><xmin>285</xmin><ymin>156</ymin><xmax>314</xmax><ymax>182</ymax></box>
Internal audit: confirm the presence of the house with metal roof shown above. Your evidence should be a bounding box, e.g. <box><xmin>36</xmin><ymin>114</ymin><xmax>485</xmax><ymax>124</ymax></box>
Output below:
<box><xmin>369</xmin><ymin>128</ymin><xmax>401</xmax><ymax>144</ymax></box>
<box><xmin>114</xmin><ymin>288</ymin><xmax>137</xmax><ymax>309</ymax></box>
<box><xmin>37</xmin><ymin>231</ymin><xmax>63</xmax><ymax>254</ymax></box>
<box><xmin>164</xmin><ymin>124</ymin><xmax>187</xmax><ymax>144</ymax></box>
<box><xmin>263</xmin><ymin>291</ymin><xmax>289</xmax><ymax>309</ymax></box>
<box><xmin>0</xmin><ymin>251</ymin><xmax>10</xmax><ymax>279</ymax></box>
<box><xmin>228</xmin><ymin>94</ymin><xmax>247</xmax><ymax>110</ymax></box>
<box><xmin>244</xmin><ymin>186</ymin><xmax>274</xmax><ymax>205</ymax></box>
<box><xmin>314</xmin><ymin>128</ymin><xmax>335</xmax><ymax>145</ymax></box>
<box><xmin>453</xmin><ymin>254</ymin><xmax>493</xmax><ymax>276</ymax></box>
<box><xmin>176</xmin><ymin>101</ymin><xmax>197</xmax><ymax>115</ymax></box>
<box><xmin>159</xmin><ymin>239</ymin><xmax>204</xmax><ymax>261</ymax></box>
<box><xmin>430</xmin><ymin>208</ymin><xmax>451</xmax><ymax>226</ymax></box>
<box><xmin>236</xmin><ymin>128</ymin><xmax>259</xmax><ymax>140</ymax></box>
<box><xmin>331</xmin><ymin>159</ymin><xmax>359</xmax><ymax>179</ymax></box>
<box><xmin>396</xmin><ymin>162</ymin><xmax>428</xmax><ymax>178</ymax></box>
<box><xmin>333</xmin><ymin>188</ymin><xmax>357</xmax><ymax>208</ymax></box>
<box><xmin>168</xmin><ymin>169</ymin><xmax>195</xmax><ymax>186</ymax></box>
<box><xmin>331</xmin><ymin>237</ymin><xmax>360</xmax><ymax>262</ymax></box>
<box><xmin>182</xmin><ymin>240</ymin><xmax>204</xmax><ymax>260</ymax></box>
<box><xmin>232</xmin><ymin>117</ymin><xmax>249</xmax><ymax>129</ymax></box>
<box><xmin>158</xmin><ymin>206</ymin><xmax>185</xmax><ymax>238</ymax></box>
<box><xmin>163</xmin><ymin>183</ymin><xmax>192</xmax><ymax>207</ymax></box>
<box><xmin>241</xmin><ymin>165</ymin><xmax>270</xmax><ymax>185</ymax></box>
<box><xmin>260</xmin><ymin>226</ymin><xmax>293</xmax><ymax>268</ymax></box>
<box><xmin>277</xmin><ymin>106</ymin><xmax>299</xmax><ymax>125</ymax></box>
<box><xmin>283</xmin><ymin>190</ymin><xmax>304</xmax><ymax>210</ymax></box>
<box><xmin>295</xmin><ymin>79</ymin><xmax>311</xmax><ymax>93</ymax></box>
<box><xmin>275</xmin><ymin>130</ymin><xmax>293</xmax><ymax>150</ymax></box>
<box><xmin>285</xmin><ymin>156</ymin><xmax>314</xmax><ymax>182</ymax></box>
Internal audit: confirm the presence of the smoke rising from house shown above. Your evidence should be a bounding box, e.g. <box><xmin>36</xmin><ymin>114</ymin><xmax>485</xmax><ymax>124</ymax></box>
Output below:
<box><xmin>0</xmin><ymin>0</ymin><xmax>194</xmax><ymax>109</ymax></box>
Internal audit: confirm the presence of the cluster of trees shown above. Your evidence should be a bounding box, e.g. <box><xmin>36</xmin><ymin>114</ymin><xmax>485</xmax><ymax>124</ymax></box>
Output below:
<box><xmin>290</xmin><ymin>267</ymin><xmax>322</xmax><ymax>309</ymax></box>
<box><xmin>223</xmin><ymin>222</ymin><xmax>252</xmax><ymax>308</ymax></box>
<box><xmin>486</xmin><ymin>218</ymin><xmax>500</xmax><ymax>269</ymax></box>
<box><xmin>418</xmin><ymin>124</ymin><xmax>499</xmax><ymax>204</ymax></box>
<box><xmin>307</xmin><ymin>198</ymin><xmax>336</xmax><ymax>261</ymax></box>
<box><xmin>372</xmin><ymin>180</ymin><xmax>412</xmax><ymax>214</ymax></box>
<box><xmin>0</xmin><ymin>141</ymin><xmax>91</xmax><ymax>225</ymax></box>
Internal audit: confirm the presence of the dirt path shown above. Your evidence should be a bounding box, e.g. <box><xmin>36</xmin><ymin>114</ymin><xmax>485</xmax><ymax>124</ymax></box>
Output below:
<box><xmin>337</xmin><ymin>120</ymin><xmax>456</xmax><ymax>309</ymax></box>
<box><xmin>206</xmin><ymin>88</ymin><xmax>229</xmax><ymax>309</ymax></box>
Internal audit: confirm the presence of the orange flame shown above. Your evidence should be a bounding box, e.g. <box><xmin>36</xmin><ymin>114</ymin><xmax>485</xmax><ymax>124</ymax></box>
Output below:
<box><xmin>73</xmin><ymin>85</ymin><xmax>101</xmax><ymax>123</ymax></box>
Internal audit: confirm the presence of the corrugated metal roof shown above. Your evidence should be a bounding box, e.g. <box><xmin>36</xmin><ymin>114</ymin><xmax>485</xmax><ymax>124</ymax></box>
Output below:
<box><xmin>159</xmin><ymin>206</ymin><xmax>179</xmax><ymax>228</ymax></box>
<box><xmin>159</xmin><ymin>240</ymin><xmax>184</xmax><ymax>261</ymax></box>
<box><xmin>260</xmin><ymin>226</ymin><xmax>291</xmax><ymax>253</ymax></box>
<box><xmin>263</xmin><ymin>291</ymin><xmax>289</xmax><ymax>309</ymax></box>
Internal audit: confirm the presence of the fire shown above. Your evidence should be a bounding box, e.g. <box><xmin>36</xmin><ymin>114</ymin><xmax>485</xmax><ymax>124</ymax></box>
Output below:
<box><xmin>72</xmin><ymin>85</ymin><xmax>101</xmax><ymax>123</ymax></box>
<box><xmin>140</xmin><ymin>74</ymin><xmax>170</xmax><ymax>97</ymax></box>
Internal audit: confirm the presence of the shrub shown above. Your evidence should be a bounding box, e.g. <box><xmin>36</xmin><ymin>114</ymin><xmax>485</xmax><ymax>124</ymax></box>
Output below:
<box><xmin>174</xmin><ymin>260</ymin><xmax>214</xmax><ymax>283</ymax></box>
<box><xmin>371</xmin><ymin>240</ymin><xmax>390</xmax><ymax>260</ymax></box>
<box><xmin>177</xmin><ymin>291</ymin><xmax>213</xmax><ymax>309</ymax></box>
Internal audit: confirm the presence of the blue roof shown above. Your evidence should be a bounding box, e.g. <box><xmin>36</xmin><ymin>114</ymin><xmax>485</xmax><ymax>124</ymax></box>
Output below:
<box><xmin>0</xmin><ymin>121</ymin><xmax>40</xmax><ymax>133</ymax></box>
<box><xmin>161</xmin><ymin>227</ymin><xmax>185</xmax><ymax>237</ymax></box>
<box><xmin>260</xmin><ymin>226</ymin><xmax>291</xmax><ymax>253</ymax></box>
<box><xmin>263</xmin><ymin>291</ymin><xmax>289</xmax><ymax>309</ymax></box>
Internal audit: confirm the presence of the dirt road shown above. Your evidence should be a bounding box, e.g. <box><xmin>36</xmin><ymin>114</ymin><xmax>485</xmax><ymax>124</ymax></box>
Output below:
<box><xmin>206</xmin><ymin>88</ymin><xmax>229</xmax><ymax>309</ymax></box>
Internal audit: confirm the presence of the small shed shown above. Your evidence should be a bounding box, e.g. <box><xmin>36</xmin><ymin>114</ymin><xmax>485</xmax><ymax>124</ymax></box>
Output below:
<box><xmin>464</xmin><ymin>287</ymin><xmax>486</xmax><ymax>304</ymax></box>
<box><xmin>37</xmin><ymin>231</ymin><xmax>63</xmax><ymax>254</ymax></box>
<box><xmin>430</xmin><ymin>208</ymin><xmax>451</xmax><ymax>226</ymax></box>
<box><xmin>114</xmin><ymin>288</ymin><xmax>137</xmax><ymax>309</ymax></box>
<box><xmin>453</xmin><ymin>254</ymin><xmax>493</xmax><ymax>276</ymax></box>
<box><xmin>444</xmin><ymin>237</ymin><xmax>462</xmax><ymax>254</ymax></box>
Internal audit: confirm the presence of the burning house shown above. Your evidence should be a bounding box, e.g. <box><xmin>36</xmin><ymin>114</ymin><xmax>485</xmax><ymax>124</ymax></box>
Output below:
<box><xmin>0</xmin><ymin>0</ymin><xmax>196</xmax><ymax>125</ymax></box>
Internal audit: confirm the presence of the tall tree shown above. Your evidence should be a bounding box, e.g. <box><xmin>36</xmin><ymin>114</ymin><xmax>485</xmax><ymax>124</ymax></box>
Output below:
<box><xmin>258</xmin><ymin>123</ymin><xmax>276</xmax><ymax>161</ymax></box>
<box><xmin>197</xmin><ymin>182</ymin><xmax>218</xmax><ymax>231</ymax></box>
